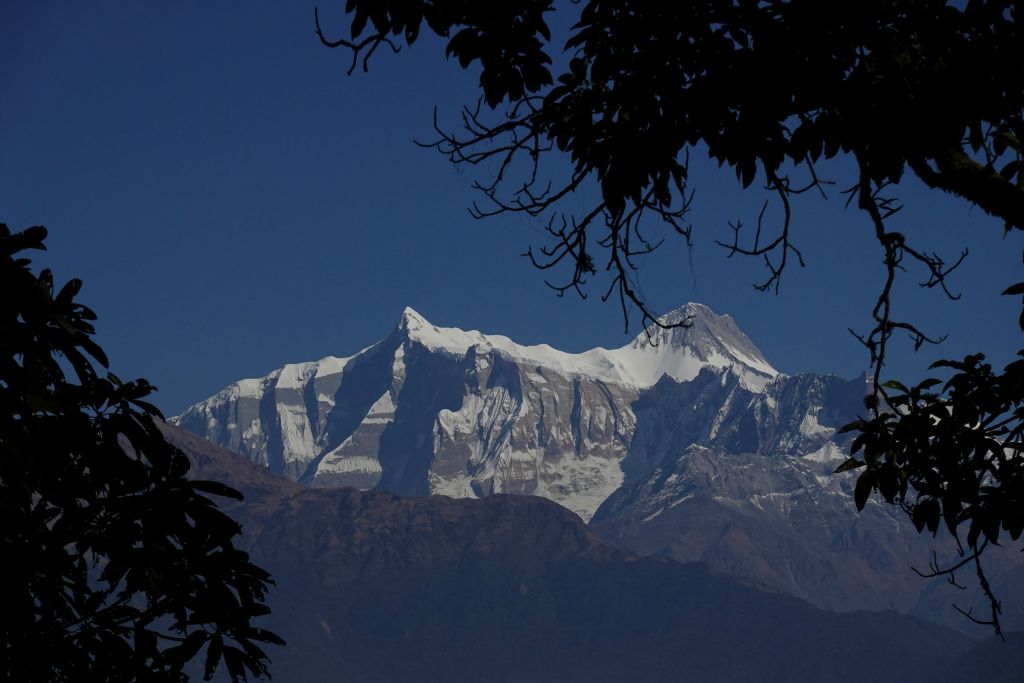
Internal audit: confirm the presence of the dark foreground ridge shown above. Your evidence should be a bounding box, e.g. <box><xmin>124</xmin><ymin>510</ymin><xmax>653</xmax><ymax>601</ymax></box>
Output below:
<box><xmin>165</xmin><ymin>423</ymin><xmax>1024</xmax><ymax>683</ymax></box>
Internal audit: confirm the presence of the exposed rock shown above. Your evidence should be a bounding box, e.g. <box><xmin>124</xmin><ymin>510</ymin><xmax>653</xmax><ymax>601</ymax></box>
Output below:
<box><xmin>174</xmin><ymin>303</ymin><xmax>772</xmax><ymax>521</ymax></box>
<box><xmin>166</xmin><ymin>422</ymin><xmax>1020</xmax><ymax>683</ymax></box>
<box><xmin>173</xmin><ymin>304</ymin><xmax>1024</xmax><ymax>631</ymax></box>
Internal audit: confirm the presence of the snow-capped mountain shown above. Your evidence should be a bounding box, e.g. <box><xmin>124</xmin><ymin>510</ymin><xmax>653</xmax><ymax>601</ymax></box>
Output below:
<box><xmin>173</xmin><ymin>302</ymin><xmax>1024</xmax><ymax>628</ymax></box>
<box><xmin>173</xmin><ymin>303</ymin><xmax>777</xmax><ymax>521</ymax></box>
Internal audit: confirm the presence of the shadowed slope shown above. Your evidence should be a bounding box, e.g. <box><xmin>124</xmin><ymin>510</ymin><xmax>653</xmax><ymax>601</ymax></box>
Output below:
<box><xmin>160</xmin><ymin>422</ymin><xmax>1023</xmax><ymax>682</ymax></box>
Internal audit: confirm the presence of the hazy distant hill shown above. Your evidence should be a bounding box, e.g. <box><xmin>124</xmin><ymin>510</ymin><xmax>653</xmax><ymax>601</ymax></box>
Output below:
<box><xmin>166</xmin><ymin>422</ymin><xmax>1024</xmax><ymax>683</ymax></box>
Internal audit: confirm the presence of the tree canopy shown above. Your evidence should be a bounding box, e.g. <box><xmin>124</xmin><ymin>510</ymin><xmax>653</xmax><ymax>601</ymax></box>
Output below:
<box><xmin>320</xmin><ymin>0</ymin><xmax>1024</xmax><ymax>634</ymax></box>
<box><xmin>0</xmin><ymin>224</ymin><xmax>282</xmax><ymax>681</ymax></box>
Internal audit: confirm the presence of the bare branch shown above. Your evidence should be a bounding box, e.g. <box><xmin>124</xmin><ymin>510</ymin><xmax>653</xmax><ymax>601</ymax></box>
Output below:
<box><xmin>846</xmin><ymin>170</ymin><xmax>965</xmax><ymax>402</ymax></box>
<box><xmin>910</xmin><ymin>540</ymin><xmax>1003</xmax><ymax>637</ymax></box>
<box><xmin>314</xmin><ymin>7</ymin><xmax>400</xmax><ymax>75</ymax></box>
<box><xmin>417</xmin><ymin>91</ymin><xmax>695</xmax><ymax>340</ymax></box>
<box><xmin>715</xmin><ymin>173</ymin><xmax>806</xmax><ymax>293</ymax></box>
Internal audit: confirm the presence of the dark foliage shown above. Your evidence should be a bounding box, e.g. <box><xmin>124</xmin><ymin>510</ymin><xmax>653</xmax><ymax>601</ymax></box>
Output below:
<box><xmin>0</xmin><ymin>224</ymin><xmax>283</xmax><ymax>681</ymax></box>
<box><xmin>320</xmin><ymin>0</ymin><xmax>1024</xmax><ymax>634</ymax></box>
<box><xmin>839</xmin><ymin>341</ymin><xmax>1024</xmax><ymax>637</ymax></box>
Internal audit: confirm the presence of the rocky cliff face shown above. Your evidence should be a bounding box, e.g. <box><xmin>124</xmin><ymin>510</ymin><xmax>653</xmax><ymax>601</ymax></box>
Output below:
<box><xmin>589</xmin><ymin>367</ymin><xmax>1024</xmax><ymax>626</ymax></box>
<box><xmin>173</xmin><ymin>303</ymin><xmax>1024</xmax><ymax>629</ymax></box>
<box><xmin>174</xmin><ymin>303</ymin><xmax>775</xmax><ymax>521</ymax></box>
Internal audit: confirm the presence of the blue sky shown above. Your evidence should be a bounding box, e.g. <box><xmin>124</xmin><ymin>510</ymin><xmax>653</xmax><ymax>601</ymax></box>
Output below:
<box><xmin>3</xmin><ymin>2</ymin><xmax>1021</xmax><ymax>415</ymax></box>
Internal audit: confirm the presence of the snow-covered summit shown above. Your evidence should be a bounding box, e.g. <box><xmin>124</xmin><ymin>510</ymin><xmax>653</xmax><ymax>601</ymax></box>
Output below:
<box><xmin>177</xmin><ymin>302</ymin><xmax>777</xmax><ymax>442</ymax></box>
<box><xmin>397</xmin><ymin>306</ymin><xmax>495</xmax><ymax>355</ymax></box>
<box><xmin>612</xmin><ymin>302</ymin><xmax>778</xmax><ymax>390</ymax></box>
<box><xmin>174</xmin><ymin>301</ymin><xmax>848</xmax><ymax>524</ymax></box>
<box><xmin>394</xmin><ymin>302</ymin><xmax>776</xmax><ymax>390</ymax></box>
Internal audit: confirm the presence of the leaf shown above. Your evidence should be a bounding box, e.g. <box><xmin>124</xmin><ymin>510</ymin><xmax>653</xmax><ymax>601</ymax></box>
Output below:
<box><xmin>968</xmin><ymin>122</ymin><xmax>984</xmax><ymax>151</ymax></box>
<box><xmin>204</xmin><ymin>634</ymin><xmax>224</xmax><ymax>680</ymax></box>
<box><xmin>911</xmin><ymin>501</ymin><xmax>928</xmax><ymax>532</ymax></box>
<box><xmin>1</xmin><ymin>224</ymin><xmax>47</xmax><ymax>257</ymax></box>
<box><xmin>835</xmin><ymin>457</ymin><xmax>865</xmax><ymax>473</ymax></box>
<box><xmin>537</xmin><ymin>18</ymin><xmax>551</xmax><ymax>42</ymax></box>
<box><xmin>854</xmin><ymin>472</ymin><xmax>874</xmax><ymax>510</ymax></box>
<box><xmin>351</xmin><ymin>8</ymin><xmax>368</xmax><ymax>38</ymax></box>
<box><xmin>191</xmin><ymin>480</ymin><xmax>245</xmax><ymax>501</ymax></box>
<box><xmin>79</xmin><ymin>336</ymin><xmax>110</xmax><ymax>369</ymax></box>
<box><xmin>248</xmin><ymin>628</ymin><xmax>286</xmax><ymax>646</ymax></box>
<box><xmin>1002</xmin><ymin>282</ymin><xmax>1024</xmax><ymax>296</ymax></box>
<box><xmin>55</xmin><ymin>277</ymin><xmax>82</xmax><ymax>306</ymax></box>
<box><xmin>924</xmin><ymin>504</ymin><xmax>941</xmax><ymax>534</ymax></box>
<box><xmin>967</xmin><ymin>516</ymin><xmax>983</xmax><ymax>549</ymax></box>
<box><xmin>223</xmin><ymin>646</ymin><xmax>245</xmax><ymax>683</ymax></box>
<box><xmin>164</xmin><ymin>630</ymin><xmax>208</xmax><ymax>666</ymax></box>
<box><xmin>881</xmin><ymin>380</ymin><xmax>909</xmax><ymax>393</ymax></box>
<box><xmin>132</xmin><ymin>398</ymin><xmax>163</xmax><ymax>417</ymax></box>
<box><xmin>838</xmin><ymin>419</ymin><xmax>865</xmax><ymax>434</ymax></box>
<box><xmin>877</xmin><ymin>471</ymin><xmax>899</xmax><ymax>503</ymax></box>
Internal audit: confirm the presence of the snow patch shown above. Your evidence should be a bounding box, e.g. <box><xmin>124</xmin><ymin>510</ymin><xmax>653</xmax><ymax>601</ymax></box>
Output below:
<box><xmin>233</xmin><ymin>378</ymin><xmax>264</xmax><ymax>399</ymax></box>
<box><xmin>276</xmin><ymin>355</ymin><xmax>350</xmax><ymax>389</ymax></box>
<box><xmin>799</xmin><ymin>410</ymin><xmax>833</xmax><ymax>437</ymax></box>
<box><xmin>533</xmin><ymin>454</ymin><xmax>625</xmax><ymax>522</ymax></box>
<box><xmin>316</xmin><ymin>454</ymin><xmax>382</xmax><ymax>476</ymax></box>
<box><xmin>803</xmin><ymin>441</ymin><xmax>845</xmax><ymax>463</ymax></box>
<box><xmin>276</xmin><ymin>403</ymin><xmax>317</xmax><ymax>462</ymax></box>
<box><xmin>400</xmin><ymin>304</ymin><xmax>776</xmax><ymax>392</ymax></box>
<box><xmin>668</xmin><ymin>492</ymin><xmax>694</xmax><ymax>508</ymax></box>
<box><xmin>429</xmin><ymin>472</ymin><xmax>479</xmax><ymax>499</ymax></box>
<box><xmin>642</xmin><ymin>508</ymin><xmax>666</xmax><ymax>523</ymax></box>
<box><xmin>362</xmin><ymin>391</ymin><xmax>396</xmax><ymax>425</ymax></box>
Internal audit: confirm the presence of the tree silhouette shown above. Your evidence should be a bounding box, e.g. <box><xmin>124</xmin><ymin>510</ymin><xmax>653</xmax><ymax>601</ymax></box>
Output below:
<box><xmin>319</xmin><ymin>0</ymin><xmax>1024</xmax><ymax>634</ymax></box>
<box><xmin>0</xmin><ymin>224</ymin><xmax>283</xmax><ymax>681</ymax></box>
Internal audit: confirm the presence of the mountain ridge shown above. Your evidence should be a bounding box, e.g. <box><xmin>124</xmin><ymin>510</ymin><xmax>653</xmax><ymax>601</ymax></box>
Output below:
<box><xmin>172</xmin><ymin>302</ymin><xmax>779</xmax><ymax>519</ymax></box>
<box><xmin>173</xmin><ymin>302</ymin><xmax>1024</xmax><ymax>631</ymax></box>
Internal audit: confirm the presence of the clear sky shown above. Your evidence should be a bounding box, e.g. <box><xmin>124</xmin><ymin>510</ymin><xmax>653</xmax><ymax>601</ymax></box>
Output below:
<box><xmin>3</xmin><ymin>2</ymin><xmax>1021</xmax><ymax>415</ymax></box>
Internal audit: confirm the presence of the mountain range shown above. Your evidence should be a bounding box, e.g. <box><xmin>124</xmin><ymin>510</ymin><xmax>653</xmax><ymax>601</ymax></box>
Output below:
<box><xmin>173</xmin><ymin>303</ymin><xmax>1024</xmax><ymax>632</ymax></box>
<box><xmin>166</xmin><ymin>422</ymin><xmax>1024</xmax><ymax>683</ymax></box>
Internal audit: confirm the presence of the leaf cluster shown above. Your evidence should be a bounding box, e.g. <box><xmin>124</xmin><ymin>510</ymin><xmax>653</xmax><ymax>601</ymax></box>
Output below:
<box><xmin>0</xmin><ymin>224</ymin><xmax>283</xmax><ymax>682</ymax></box>
<box><xmin>840</xmin><ymin>360</ymin><xmax>1024</xmax><ymax>544</ymax></box>
<box><xmin>838</xmin><ymin>333</ymin><xmax>1024</xmax><ymax>634</ymax></box>
<box><xmin>326</xmin><ymin>0</ymin><xmax>554</xmax><ymax>105</ymax></box>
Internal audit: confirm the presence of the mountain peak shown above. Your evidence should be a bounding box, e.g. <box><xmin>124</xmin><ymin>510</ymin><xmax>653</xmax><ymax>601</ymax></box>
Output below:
<box><xmin>394</xmin><ymin>306</ymin><xmax>497</xmax><ymax>357</ymax></box>
<box><xmin>390</xmin><ymin>302</ymin><xmax>775</xmax><ymax>389</ymax></box>
<box><xmin>616</xmin><ymin>302</ymin><xmax>777</xmax><ymax>389</ymax></box>
<box><xmin>399</xmin><ymin>306</ymin><xmax>429</xmax><ymax>328</ymax></box>
<box><xmin>397</xmin><ymin>306</ymin><xmax>449</xmax><ymax>343</ymax></box>
<box><xmin>654</xmin><ymin>302</ymin><xmax>718</xmax><ymax>327</ymax></box>
<box><xmin>662</xmin><ymin>300</ymin><xmax>729</xmax><ymax>321</ymax></box>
